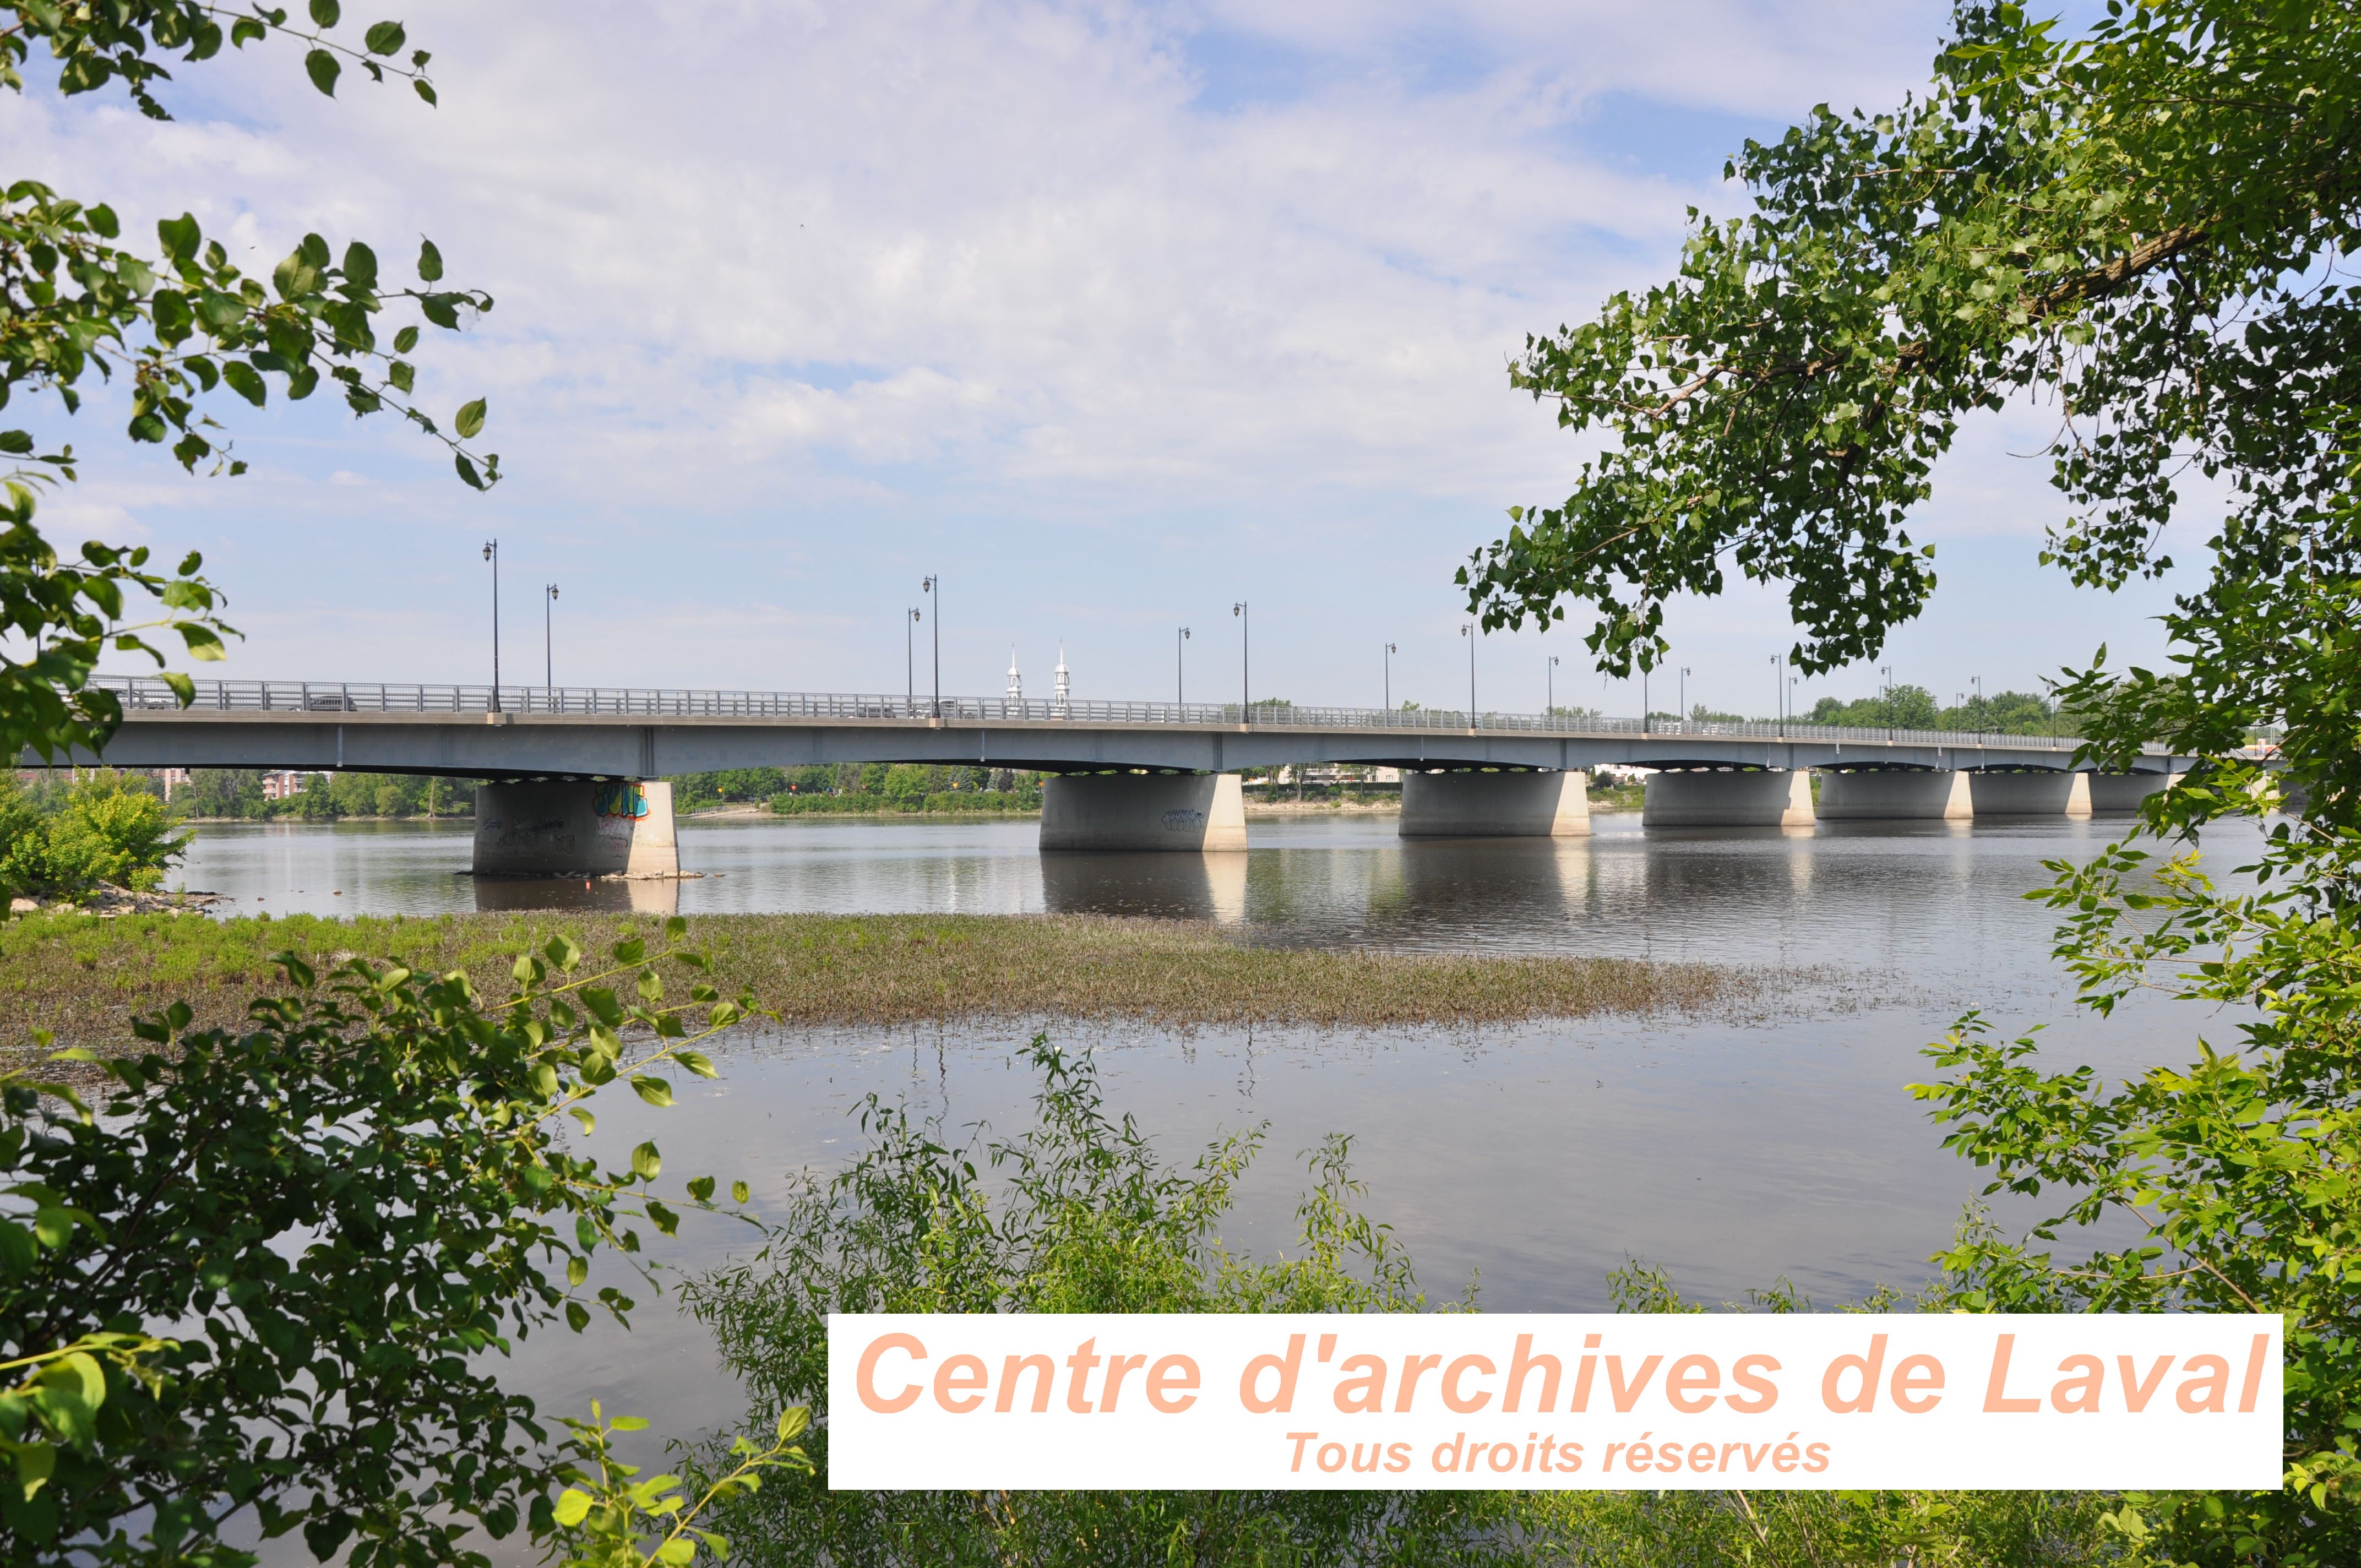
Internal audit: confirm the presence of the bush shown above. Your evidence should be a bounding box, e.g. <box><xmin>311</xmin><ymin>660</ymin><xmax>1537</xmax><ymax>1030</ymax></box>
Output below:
<box><xmin>0</xmin><ymin>774</ymin><xmax>189</xmax><ymax>897</ymax></box>
<box><xmin>0</xmin><ymin>923</ymin><xmax>792</xmax><ymax>1566</ymax></box>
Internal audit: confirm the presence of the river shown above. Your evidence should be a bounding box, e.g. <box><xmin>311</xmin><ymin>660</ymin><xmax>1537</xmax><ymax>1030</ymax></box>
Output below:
<box><xmin>174</xmin><ymin>810</ymin><xmax>2254</xmax><ymax>1498</ymax></box>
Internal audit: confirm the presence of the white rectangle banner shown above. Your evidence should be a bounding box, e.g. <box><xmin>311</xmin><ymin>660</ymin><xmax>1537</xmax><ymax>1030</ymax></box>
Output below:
<box><xmin>829</xmin><ymin>1313</ymin><xmax>2281</xmax><ymax>1490</ymax></box>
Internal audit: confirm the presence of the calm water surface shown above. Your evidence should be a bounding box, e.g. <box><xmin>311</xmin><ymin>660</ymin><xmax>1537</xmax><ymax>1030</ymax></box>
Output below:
<box><xmin>178</xmin><ymin>810</ymin><xmax>2260</xmax><ymax>1525</ymax></box>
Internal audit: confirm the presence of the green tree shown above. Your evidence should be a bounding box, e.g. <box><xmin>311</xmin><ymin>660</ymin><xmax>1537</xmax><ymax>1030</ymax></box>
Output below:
<box><xmin>1461</xmin><ymin>0</ymin><xmax>2357</xmax><ymax>684</ymax></box>
<box><xmin>0</xmin><ymin>926</ymin><xmax>795</xmax><ymax>1566</ymax></box>
<box><xmin>3</xmin><ymin>2</ymin><xmax>499</xmax><ymax>764</ymax></box>
<box><xmin>0</xmin><ymin>770</ymin><xmax>188</xmax><ymax>896</ymax></box>
<box><xmin>1456</xmin><ymin>2</ymin><xmax>2361</xmax><ymax>1560</ymax></box>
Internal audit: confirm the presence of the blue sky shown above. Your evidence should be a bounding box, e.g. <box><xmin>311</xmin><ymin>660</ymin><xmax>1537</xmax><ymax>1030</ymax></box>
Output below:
<box><xmin>11</xmin><ymin>0</ymin><xmax>2195</xmax><ymax>718</ymax></box>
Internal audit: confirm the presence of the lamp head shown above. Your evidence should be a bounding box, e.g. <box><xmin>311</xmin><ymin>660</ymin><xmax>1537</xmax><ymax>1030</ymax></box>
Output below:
<box><xmin>1232</xmin><ymin>602</ymin><xmax>1242</xmax><ymax>616</ymax></box>
<box><xmin>482</xmin><ymin>541</ymin><xmax>493</xmax><ymax>560</ymax></box>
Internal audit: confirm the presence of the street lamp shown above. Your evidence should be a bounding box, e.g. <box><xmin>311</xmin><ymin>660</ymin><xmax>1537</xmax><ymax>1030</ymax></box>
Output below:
<box><xmin>482</xmin><ymin>539</ymin><xmax>501</xmax><ymax>712</ymax></box>
<box><xmin>1177</xmin><ymin>626</ymin><xmax>1190</xmax><ymax>707</ymax></box>
<box><xmin>1461</xmin><ymin>624</ymin><xmax>1476</xmax><ymax>724</ymax></box>
<box><xmin>907</xmin><ymin>608</ymin><xmax>921</xmax><ymax>709</ymax></box>
<box><xmin>1232</xmin><ymin>602</ymin><xmax>1248</xmax><ymax>716</ymax></box>
<box><xmin>1680</xmin><ymin>665</ymin><xmax>1691</xmax><ymax>730</ymax></box>
<box><xmin>1770</xmin><ymin>654</ymin><xmax>1780</xmax><ymax>736</ymax></box>
<box><xmin>543</xmin><ymin>582</ymin><xmax>558</xmax><ymax>692</ymax></box>
<box><xmin>922</xmin><ymin>575</ymin><xmax>940</xmax><ymax>718</ymax></box>
<box><xmin>1384</xmin><ymin>643</ymin><xmax>1397</xmax><ymax>711</ymax></box>
<box><xmin>1549</xmin><ymin>654</ymin><xmax>1561</xmax><ymax>717</ymax></box>
<box><xmin>1881</xmin><ymin>663</ymin><xmax>1895</xmax><ymax>742</ymax></box>
<box><xmin>1973</xmin><ymin>673</ymin><xmax>1984</xmax><ymax>745</ymax></box>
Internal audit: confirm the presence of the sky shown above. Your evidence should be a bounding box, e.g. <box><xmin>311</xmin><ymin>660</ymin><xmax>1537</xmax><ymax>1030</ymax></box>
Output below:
<box><xmin>10</xmin><ymin>0</ymin><xmax>2200</xmax><ymax>720</ymax></box>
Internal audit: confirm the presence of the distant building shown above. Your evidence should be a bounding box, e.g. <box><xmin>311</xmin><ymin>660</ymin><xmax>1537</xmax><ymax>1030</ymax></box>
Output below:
<box><xmin>157</xmin><ymin>768</ymin><xmax>192</xmax><ymax>800</ymax></box>
<box><xmin>261</xmin><ymin>770</ymin><xmax>323</xmax><ymax>801</ymax></box>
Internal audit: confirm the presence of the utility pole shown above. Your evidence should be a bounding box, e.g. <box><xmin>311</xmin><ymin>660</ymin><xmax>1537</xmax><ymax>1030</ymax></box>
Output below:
<box><xmin>923</xmin><ymin>576</ymin><xmax>940</xmax><ymax>718</ymax></box>
<box><xmin>544</xmin><ymin>582</ymin><xmax>558</xmax><ymax>690</ymax></box>
<box><xmin>482</xmin><ymin>539</ymin><xmax>501</xmax><ymax>712</ymax></box>
<box><xmin>1385</xmin><ymin>643</ymin><xmax>1396</xmax><ymax>710</ymax></box>
<box><xmin>1232</xmin><ymin>602</ymin><xmax>1249</xmax><ymax>716</ymax></box>
<box><xmin>1178</xmin><ymin>626</ymin><xmax>1190</xmax><ymax>707</ymax></box>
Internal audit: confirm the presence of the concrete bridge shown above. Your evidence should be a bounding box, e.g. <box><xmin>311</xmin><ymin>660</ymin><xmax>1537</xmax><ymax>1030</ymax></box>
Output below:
<box><xmin>56</xmin><ymin>676</ymin><xmax>2188</xmax><ymax>875</ymax></box>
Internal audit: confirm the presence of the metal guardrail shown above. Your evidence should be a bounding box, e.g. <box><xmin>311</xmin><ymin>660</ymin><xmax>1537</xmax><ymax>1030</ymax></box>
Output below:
<box><xmin>91</xmin><ymin>674</ymin><xmax>2112</xmax><ymax>752</ymax></box>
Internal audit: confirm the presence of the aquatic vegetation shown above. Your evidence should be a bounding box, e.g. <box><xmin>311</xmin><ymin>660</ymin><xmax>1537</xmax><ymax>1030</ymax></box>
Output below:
<box><xmin>0</xmin><ymin>911</ymin><xmax>1751</xmax><ymax>1060</ymax></box>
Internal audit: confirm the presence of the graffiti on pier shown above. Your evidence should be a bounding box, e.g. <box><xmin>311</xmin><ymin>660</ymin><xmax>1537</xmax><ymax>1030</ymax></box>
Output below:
<box><xmin>595</xmin><ymin>782</ymin><xmax>650</xmax><ymax>821</ymax></box>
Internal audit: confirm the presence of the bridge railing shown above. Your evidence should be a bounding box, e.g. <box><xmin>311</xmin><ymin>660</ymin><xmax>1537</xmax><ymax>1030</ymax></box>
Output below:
<box><xmin>90</xmin><ymin>675</ymin><xmax>2096</xmax><ymax>753</ymax></box>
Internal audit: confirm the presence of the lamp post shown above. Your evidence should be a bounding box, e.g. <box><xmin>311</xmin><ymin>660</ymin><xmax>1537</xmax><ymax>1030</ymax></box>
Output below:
<box><xmin>543</xmin><ymin>582</ymin><xmax>558</xmax><ymax>692</ymax></box>
<box><xmin>1680</xmin><ymin>665</ymin><xmax>1690</xmax><ymax>730</ymax></box>
<box><xmin>1770</xmin><ymin>654</ymin><xmax>1781</xmax><ymax>736</ymax></box>
<box><xmin>1641</xmin><ymin>663</ymin><xmax>1650</xmax><ymax>734</ymax></box>
<box><xmin>1548</xmin><ymin>654</ymin><xmax>1560</xmax><ymax>717</ymax></box>
<box><xmin>907</xmin><ymin>608</ymin><xmax>921</xmax><ymax>709</ymax></box>
<box><xmin>482</xmin><ymin>539</ymin><xmax>501</xmax><ymax>712</ymax></box>
<box><xmin>1881</xmin><ymin>663</ymin><xmax>1895</xmax><ymax>742</ymax></box>
<box><xmin>1460</xmin><ymin>624</ymin><xmax>1476</xmax><ymax>724</ymax></box>
<box><xmin>1973</xmin><ymin>673</ymin><xmax>1984</xmax><ymax>745</ymax></box>
<box><xmin>1232</xmin><ymin>602</ymin><xmax>1248</xmax><ymax>717</ymax></box>
<box><xmin>1384</xmin><ymin>643</ymin><xmax>1396</xmax><ymax>711</ymax></box>
<box><xmin>922</xmin><ymin>575</ymin><xmax>940</xmax><ymax>718</ymax></box>
<box><xmin>1177</xmin><ymin>626</ymin><xmax>1190</xmax><ymax>707</ymax></box>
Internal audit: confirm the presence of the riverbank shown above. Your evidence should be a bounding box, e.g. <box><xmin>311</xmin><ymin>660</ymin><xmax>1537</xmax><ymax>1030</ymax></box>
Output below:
<box><xmin>1</xmin><ymin>910</ymin><xmax>1756</xmax><ymax>1054</ymax></box>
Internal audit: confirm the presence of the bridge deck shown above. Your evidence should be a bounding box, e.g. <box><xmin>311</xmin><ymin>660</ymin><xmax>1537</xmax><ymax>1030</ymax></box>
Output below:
<box><xmin>53</xmin><ymin>676</ymin><xmax>2173</xmax><ymax>779</ymax></box>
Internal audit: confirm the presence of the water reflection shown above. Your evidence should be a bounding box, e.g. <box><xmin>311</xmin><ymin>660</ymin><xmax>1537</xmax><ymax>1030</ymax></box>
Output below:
<box><xmin>176</xmin><ymin>813</ymin><xmax>2259</xmax><ymax>1004</ymax></box>
<box><xmin>1038</xmin><ymin>850</ymin><xmax>1247</xmax><ymax>923</ymax></box>
<box><xmin>471</xmin><ymin>875</ymin><xmax>682</xmax><ymax>916</ymax></box>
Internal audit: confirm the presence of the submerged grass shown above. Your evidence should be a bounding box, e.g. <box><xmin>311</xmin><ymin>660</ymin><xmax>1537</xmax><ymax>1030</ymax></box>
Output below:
<box><xmin>0</xmin><ymin>910</ymin><xmax>1751</xmax><ymax>1053</ymax></box>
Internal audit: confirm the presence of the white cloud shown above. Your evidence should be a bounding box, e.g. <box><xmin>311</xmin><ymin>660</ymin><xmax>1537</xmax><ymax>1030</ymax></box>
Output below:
<box><xmin>12</xmin><ymin>0</ymin><xmax>2177</xmax><ymax>712</ymax></box>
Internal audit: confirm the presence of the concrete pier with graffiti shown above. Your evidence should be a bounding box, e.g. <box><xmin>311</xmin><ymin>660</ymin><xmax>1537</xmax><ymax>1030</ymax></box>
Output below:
<box><xmin>472</xmin><ymin>780</ymin><xmax>679</xmax><ymax>878</ymax></box>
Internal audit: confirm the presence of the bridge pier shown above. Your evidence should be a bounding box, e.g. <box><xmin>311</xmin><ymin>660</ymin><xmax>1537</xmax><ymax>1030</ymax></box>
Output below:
<box><xmin>2088</xmin><ymin>771</ymin><xmax>2172</xmax><ymax>814</ymax></box>
<box><xmin>472</xmin><ymin>780</ymin><xmax>679</xmax><ymax>877</ymax></box>
<box><xmin>1038</xmin><ymin>772</ymin><xmax>1246</xmax><ymax>852</ymax></box>
<box><xmin>1966</xmin><ymin>769</ymin><xmax>2077</xmax><ymax>818</ymax></box>
<box><xmin>1815</xmin><ymin>768</ymin><xmax>1974</xmax><ymax>821</ymax></box>
<box><xmin>1397</xmin><ymin>769</ymin><xmax>1590</xmax><ymax>838</ymax></box>
<box><xmin>1641</xmin><ymin>767</ymin><xmax>1815</xmax><ymax>828</ymax></box>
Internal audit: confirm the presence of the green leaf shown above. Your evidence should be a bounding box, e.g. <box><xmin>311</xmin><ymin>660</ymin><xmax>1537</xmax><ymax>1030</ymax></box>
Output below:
<box><xmin>454</xmin><ymin>398</ymin><xmax>486</xmax><ymax>439</ymax></box>
<box><xmin>157</xmin><ymin>214</ymin><xmax>202</xmax><ymax>262</ymax></box>
<box><xmin>630</xmin><ymin>1142</ymin><xmax>661</xmax><ymax>1180</ymax></box>
<box><xmin>309</xmin><ymin>0</ymin><xmax>342</xmax><ymax>25</ymax></box>
<box><xmin>221</xmin><ymin>361</ymin><xmax>268</xmax><ymax>407</ymax></box>
<box><xmin>417</xmin><ymin>239</ymin><xmax>444</xmax><ymax>283</ymax></box>
<box><xmin>629</xmin><ymin>1076</ymin><xmax>674</xmax><ymax>1109</ymax></box>
<box><xmin>552</xmin><ymin>1488</ymin><xmax>591</xmax><ymax>1527</ymax></box>
<box><xmin>341</xmin><ymin>241</ymin><xmax>378</xmax><ymax>291</ymax></box>
<box><xmin>365</xmin><ymin>20</ymin><xmax>406</xmax><ymax>54</ymax></box>
<box><xmin>86</xmin><ymin>204</ymin><xmax>119</xmax><ymax>239</ymax></box>
<box><xmin>414</xmin><ymin>78</ymin><xmax>437</xmax><ymax>106</ymax></box>
<box><xmin>178</xmin><ymin>625</ymin><xmax>229</xmax><ymax>661</ymax></box>
<box><xmin>393</xmin><ymin>324</ymin><xmax>419</xmax><ymax>353</ymax></box>
<box><xmin>777</xmin><ymin>1406</ymin><xmax>809</xmax><ymax>1440</ymax></box>
<box><xmin>305</xmin><ymin>48</ymin><xmax>341</xmax><ymax>96</ymax></box>
<box><xmin>731</xmin><ymin>1180</ymin><xmax>750</xmax><ymax>1204</ymax></box>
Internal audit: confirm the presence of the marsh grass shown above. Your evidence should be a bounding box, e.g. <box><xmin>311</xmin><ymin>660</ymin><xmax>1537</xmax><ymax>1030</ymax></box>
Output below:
<box><xmin>0</xmin><ymin>911</ymin><xmax>1753</xmax><ymax>1055</ymax></box>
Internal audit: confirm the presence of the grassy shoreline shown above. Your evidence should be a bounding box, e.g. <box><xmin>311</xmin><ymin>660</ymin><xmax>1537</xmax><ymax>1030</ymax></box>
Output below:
<box><xmin>2</xmin><ymin>910</ymin><xmax>1753</xmax><ymax>1052</ymax></box>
